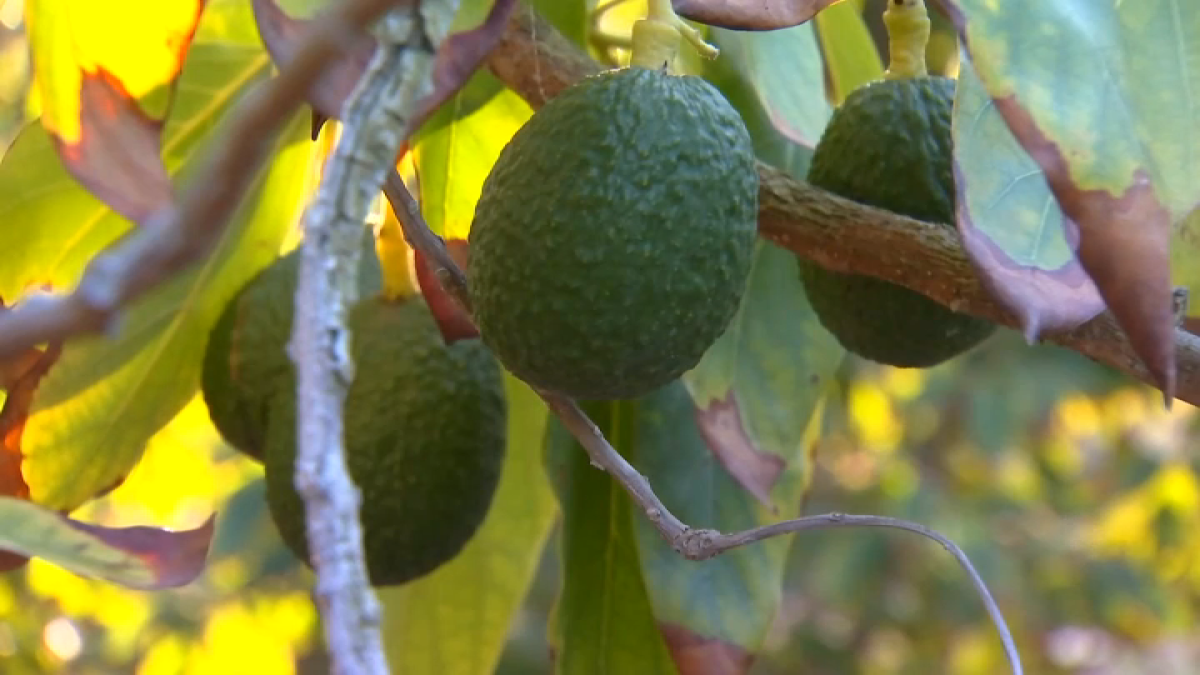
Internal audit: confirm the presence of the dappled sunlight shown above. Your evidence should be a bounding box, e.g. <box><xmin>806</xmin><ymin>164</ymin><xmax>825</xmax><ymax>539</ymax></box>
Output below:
<box><xmin>0</xmin><ymin>393</ymin><xmax>316</xmax><ymax>672</ymax></box>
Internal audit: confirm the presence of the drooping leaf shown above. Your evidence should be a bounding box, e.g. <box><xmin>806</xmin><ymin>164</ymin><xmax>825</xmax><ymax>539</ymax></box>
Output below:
<box><xmin>707</xmin><ymin>23</ymin><xmax>830</xmax><ymax>150</ymax></box>
<box><xmin>624</xmin><ymin>245</ymin><xmax>837</xmax><ymax>671</ymax></box>
<box><xmin>381</xmin><ymin>375</ymin><xmax>556</xmax><ymax>675</ymax></box>
<box><xmin>642</xmin><ymin>25</ymin><xmax>843</xmax><ymax>662</ymax></box>
<box><xmin>941</xmin><ymin>0</ymin><xmax>1200</xmax><ymax>400</ymax></box>
<box><xmin>544</xmin><ymin>400</ymin><xmax>678</xmax><ymax>675</ymax></box>
<box><xmin>250</xmin><ymin>0</ymin><xmax>377</xmax><ymax>121</ymax></box>
<box><xmin>411</xmin><ymin>69</ymin><xmax>533</xmax><ymax>240</ymax></box>
<box><xmin>0</xmin><ymin>496</ymin><xmax>213</xmax><ymax>589</ymax></box>
<box><xmin>407</xmin><ymin>0</ymin><xmax>520</xmax><ymax>138</ymax></box>
<box><xmin>627</xmin><ymin>382</ymin><xmax>824</xmax><ymax>674</ymax></box>
<box><xmin>24</xmin><ymin>0</ymin><xmax>206</xmax><ymax>221</ymax></box>
<box><xmin>0</xmin><ymin>0</ymin><xmax>320</xmax><ymax>510</ymax></box>
<box><xmin>952</xmin><ymin>55</ymin><xmax>1104</xmax><ymax>340</ymax></box>
<box><xmin>813</xmin><ymin>0</ymin><xmax>883</xmax><ymax>105</ymax></box>
<box><xmin>254</xmin><ymin>0</ymin><xmax>517</xmax><ymax>140</ymax></box>
<box><xmin>673</xmin><ymin>0</ymin><xmax>839</xmax><ymax>31</ymax></box>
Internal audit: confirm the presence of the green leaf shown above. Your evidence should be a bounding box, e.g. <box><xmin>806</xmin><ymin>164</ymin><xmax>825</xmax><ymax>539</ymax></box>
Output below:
<box><xmin>627</xmin><ymin>382</ymin><xmax>821</xmax><ymax>672</ymax></box>
<box><xmin>530</xmin><ymin>0</ymin><xmax>588</xmax><ymax>47</ymax></box>
<box><xmin>24</xmin><ymin>0</ymin><xmax>205</xmax><ymax>220</ymax></box>
<box><xmin>411</xmin><ymin>70</ymin><xmax>533</xmax><ymax>240</ymax></box>
<box><xmin>952</xmin><ymin>56</ymin><xmax>1105</xmax><ymax>337</ymax></box>
<box><xmin>813</xmin><ymin>0</ymin><xmax>883</xmax><ymax>105</ymax></box>
<box><xmin>380</xmin><ymin>375</ymin><xmax>557</xmax><ymax>675</ymax></box>
<box><xmin>627</xmin><ymin>245</ymin><xmax>836</xmax><ymax>669</ymax></box>
<box><xmin>942</xmin><ymin>0</ymin><xmax>1200</xmax><ymax>396</ymax></box>
<box><xmin>0</xmin><ymin>496</ymin><xmax>213</xmax><ymax>589</ymax></box>
<box><xmin>707</xmin><ymin>23</ymin><xmax>830</xmax><ymax>150</ymax></box>
<box><xmin>640</xmin><ymin>25</ymin><xmax>843</xmax><ymax>663</ymax></box>
<box><xmin>544</xmin><ymin>400</ymin><xmax>678</xmax><ymax>675</ymax></box>
<box><xmin>0</xmin><ymin>0</ymin><xmax>319</xmax><ymax>510</ymax></box>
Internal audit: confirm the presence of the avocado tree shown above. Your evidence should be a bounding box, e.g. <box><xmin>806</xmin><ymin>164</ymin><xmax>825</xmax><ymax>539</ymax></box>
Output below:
<box><xmin>0</xmin><ymin>0</ymin><xmax>1195</xmax><ymax>673</ymax></box>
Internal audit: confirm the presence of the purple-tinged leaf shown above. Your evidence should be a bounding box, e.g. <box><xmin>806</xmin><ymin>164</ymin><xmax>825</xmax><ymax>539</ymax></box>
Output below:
<box><xmin>0</xmin><ymin>496</ymin><xmax>213</xmax><ymax>589</ymax></box>
<box><xmin>250</xmin><ymin>0</ymin><xmax>377</xmax><ymax>121</ymax></box>
<box><xmin>673</xmin><ymin>0</ymin><xmax>839</xmax><ymax>31</ymax></box>
<box><xmin>952</xmin><ymin>57</ymin><xmax>1105</xmax><ymax>340</ymax></box>
<box><xmin>694</xmin><ymin>394</ymin><xmax>783</xmax><ymax>511</ymax></box>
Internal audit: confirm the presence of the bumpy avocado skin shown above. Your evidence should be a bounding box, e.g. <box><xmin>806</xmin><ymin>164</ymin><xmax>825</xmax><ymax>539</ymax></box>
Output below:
<box><xmin>468</xmin><ymin>67</ymin><xmax>759</xmax><ymax>400</ymax></box>
<box><xmin>798</xmin><ymin>76</ymin><xmax>995</xmax><ymax>368</ymax></box>
<box><xmin>201</xmin><ymin>231</ymin><xmax>384</xmax><ymax>461</ymax></box>
<box><xmin>264</xmin><ymin>297</ymin><xmax>508</xmax><ymax>587</ymax></box>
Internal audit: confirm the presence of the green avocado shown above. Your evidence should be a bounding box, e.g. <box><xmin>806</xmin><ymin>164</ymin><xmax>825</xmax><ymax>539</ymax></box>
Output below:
<box><xmin>467</xmin><ymin>66</ymin><xmax>759</xmax><ymax>400</ymax></box>
<box><xmin>798</xmin><ymin>76</ymin><xmax>995</xmax><ymax>368</ymax></box>
<box><xmin>201</xmin><ymin>229</ymin><xmax>383</xmax><ymax>461</ymax></box>
<box><xmin>263</xmin><ymin>296</ymin><xmax>507</xmax><ymax>587</ymax></box>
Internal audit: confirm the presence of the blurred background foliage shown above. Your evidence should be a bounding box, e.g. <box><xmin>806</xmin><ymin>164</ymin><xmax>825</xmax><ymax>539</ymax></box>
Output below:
<box><xmin>0</xmin><ymin>0</ymin><xmax>1197</xmax><ymax>674</ymax></box>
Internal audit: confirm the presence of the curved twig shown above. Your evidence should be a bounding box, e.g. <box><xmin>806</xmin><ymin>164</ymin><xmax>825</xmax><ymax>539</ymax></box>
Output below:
<box><xmin>383</xmin><ymin>170</ymin><xmax>1025</xmax><ymax>675</ymax></box>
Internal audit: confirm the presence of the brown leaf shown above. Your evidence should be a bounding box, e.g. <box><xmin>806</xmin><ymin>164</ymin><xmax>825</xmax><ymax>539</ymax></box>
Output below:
<box><xmin>403</xmin><ymin>0</ymin><xmax>519</xmax><ymax>138</ymax></box>
<box><xmin>694</xmin><ymin>394</ymin><xmax>784</xmax><ymax>512</ymax></box>
<box><xmin>989</xmin><ymin>96</ymin><xmax>1177</xmax><ymax>403</ymax></box>
<box><xmin>0</xmin><ymin>334</ymin><xmax>63</xmax><ymax>572</ymax></box>
<box><xmin>672</xmin><ymin>0</ymin><xmax>839</xmax><ymax>30</ymax></box>
<box><xmin>52</xmin><ymin>71</ymin><xmax>173</xmax><ymax>223</ymax></box>
<box><xmin>954</xmin><ymin>179</ymin><xmax>1105</xmax><ymax>341</ymax></box>
<box><xmin>414</xmin><ymin>240</ymin><xmax>478</xmax><ymax>344</ymax></box>
<box><xmin>63</xmin><ymin>515</ymin><xmax>215</xmax><ymax>589</ymax></box>
<box><xmin>250</xmin><ymin>0</ymin><xmax>378</xmax><ymax>122</ymax></box>
<box><xmin>660</xmin><ymin>623</ymin><xmax>754</xmax><ymax>675</ymax></box>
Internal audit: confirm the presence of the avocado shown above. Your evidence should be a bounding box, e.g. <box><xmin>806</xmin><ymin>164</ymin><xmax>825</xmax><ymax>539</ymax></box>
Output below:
<box><xmin>798</xmin><ymin>76</ymin><xmax>995</xmax><ymax>367</ymax></box>
<box><xmin>467</xmin><ymin>66</ymin><xmax>758</xmax><ymax>400</ymax></box>
<box><xmin>263</xmin><ymin>296</ymin><xmax>507</xmax><ymax>587</ymax></box>
<box><xmin>201</xmin><ymin>230</ymin><xmax>383</xmax><ymax>460</ymax></box>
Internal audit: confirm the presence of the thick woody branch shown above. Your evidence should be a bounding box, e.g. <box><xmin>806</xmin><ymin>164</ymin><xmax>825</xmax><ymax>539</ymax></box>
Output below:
<box><xmin>0</xmin><ymin>0</ymin><xmax>403</xmax><ymax>361</ymax></box>
<box><xmin>485</xmin><ymin>5</ymin><xmax>1200</xmax><ymax>408</ymax></box>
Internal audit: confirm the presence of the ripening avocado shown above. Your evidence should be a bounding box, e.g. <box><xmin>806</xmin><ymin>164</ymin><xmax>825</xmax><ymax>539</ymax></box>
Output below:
<box><xmin>263</xmin><ymin>295</ymin><xmax>507</xmax><ymax>587</ymax></box>
<box><xmin>798</xmin><ymin>76</ymin><xmax>995</xmax><ymax>367</ymax></box>
<box><xmin>201</xmin><ymin>230</ymin><xmax>382</xmax><ymax>461</ymax></box>
<box><xmin>467</xmin><ymin>66</ymin><xmax>759</xmax><ymax>400</ymax></box>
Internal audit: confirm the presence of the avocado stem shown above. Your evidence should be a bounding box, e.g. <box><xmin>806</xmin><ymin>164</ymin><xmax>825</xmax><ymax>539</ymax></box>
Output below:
<box><xmin>883</xmin><ymin>0</ymin><xmax>930</xmax><ymax>80</ymax></box>
<box><xmin>629</xmin><ymin>0</ymin><xmax>717</xmax><ymax>70</ymax></box>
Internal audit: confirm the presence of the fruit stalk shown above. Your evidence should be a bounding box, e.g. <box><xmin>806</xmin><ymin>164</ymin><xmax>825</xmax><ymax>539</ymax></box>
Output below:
<box><xmin>883</xmin><ymin>0</ymin><xmax>930</xmax><ymax>80</ymax></box>
<box><xmin>628</xmin><ymin>0</ymin><xmax>717</xmax><ymax>70</ymax></box>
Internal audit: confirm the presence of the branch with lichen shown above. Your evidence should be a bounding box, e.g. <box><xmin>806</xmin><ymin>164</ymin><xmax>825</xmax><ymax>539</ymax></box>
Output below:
<box><xmin>288</xmin><ymin>3</ymin><xmax>456</xmax><ymax>675</ymax></box>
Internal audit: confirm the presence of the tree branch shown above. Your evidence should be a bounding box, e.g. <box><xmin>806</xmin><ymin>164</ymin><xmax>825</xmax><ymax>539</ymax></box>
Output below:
<box><xmin>484</xmin><ymin>3</ymin><xmax>1200</xmax><ymax>408</ymax></box>
<box><xmin>288</xmin><ymin>2</ymin><xmax>453</xmax><ymax>674</ymax></box>
<box><xmin>0</xmin><ymin>0</ymin><xmax>403</xmax><ymax>362</ymax></box>
<box><xmin>383</xmin><ymin>172</ymin><xmax>1024</xmax><ymax>675</ymax></box>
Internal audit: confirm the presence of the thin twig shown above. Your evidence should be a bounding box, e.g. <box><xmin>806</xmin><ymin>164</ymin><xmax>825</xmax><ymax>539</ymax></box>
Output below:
<box><xmin>382</xmin><ymin>173</ymin><xmax>1024</xmax><ymax>675</ymax></box>
<box><xmin>0</xmin><ymin>0</ymin><xmax>401</xmax><ymax>361</ymax></box>
<box><xmin>288</xmin><ymin>3</ymin><xmax>452</xmax><ymax>674</ymax></box>
<box><xmin>483</xmin><ymin>3</ymin><xmax>1200</xmax><ymax>408</ymax></box>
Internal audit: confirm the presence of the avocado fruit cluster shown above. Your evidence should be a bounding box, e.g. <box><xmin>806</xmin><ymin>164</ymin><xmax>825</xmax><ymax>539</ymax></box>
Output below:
<box><xmin>201</xmin><ymin>235</ymin><xmax>507</xmax><ymax>586</ymax></box>
<box><xmin>798</xmin><ymin>76</ymin><xmax>995</xmax><ymax>367</ymax></box>
<box><xmin>467</xmin><ymin>66</ymin><xmax>759</xmax><ymax>400</ymax></box>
